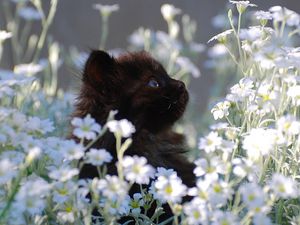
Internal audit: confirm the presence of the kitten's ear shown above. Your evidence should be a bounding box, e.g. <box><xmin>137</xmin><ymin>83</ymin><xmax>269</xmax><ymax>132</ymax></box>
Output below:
<box><xmin>83</xmin><ymin>50</ymin><xmax>115</xmax><ymax>84</ymax></box>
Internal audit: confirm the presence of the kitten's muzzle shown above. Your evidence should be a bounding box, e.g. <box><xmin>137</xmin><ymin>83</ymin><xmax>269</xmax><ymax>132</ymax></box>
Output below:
<box><xmin>170</xmin><ymin>79</ymin><xmax>185</xmax><ymax>91</ymax></box>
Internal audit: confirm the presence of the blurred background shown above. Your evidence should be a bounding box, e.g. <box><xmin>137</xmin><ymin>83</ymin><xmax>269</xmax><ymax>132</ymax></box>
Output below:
<box><xmin>51</xmin><ymin>0</ymin><xmax>300</xmax><ymax>110</ymax></box>
<box><xmin>2</xmin><ymin>1</ymin><xmax>300</xmax><ymax>102</ymax></box>
<box><xmin>1</xmin><ymin>0</ymin><xmax>300</xmax><ymax>135</ymax></box>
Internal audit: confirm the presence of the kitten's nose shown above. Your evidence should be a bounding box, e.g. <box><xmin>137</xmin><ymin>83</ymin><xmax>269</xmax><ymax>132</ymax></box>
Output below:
<box><xmin>177</xmin><ymin>81</ymin><xmax>185</xmax><ymax>91</ymax></box>
<box><xmin>170</xmin><ymin>79</ymin><xmax>185</xmax><ymax>91</ymax></box>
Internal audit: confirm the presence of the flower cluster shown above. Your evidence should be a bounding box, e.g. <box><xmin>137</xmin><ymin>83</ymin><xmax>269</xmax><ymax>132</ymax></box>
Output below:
<box><xmin>204</xmin><ymin>1</ymin><xmax>300</xmax><ymax>224</ymax></box>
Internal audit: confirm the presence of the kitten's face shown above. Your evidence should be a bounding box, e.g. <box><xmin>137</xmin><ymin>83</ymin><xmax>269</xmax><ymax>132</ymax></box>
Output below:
<box><xmin>81</xmin><ymin>51</ymin><xmax>188</xmax><ymax>132</ymax></box>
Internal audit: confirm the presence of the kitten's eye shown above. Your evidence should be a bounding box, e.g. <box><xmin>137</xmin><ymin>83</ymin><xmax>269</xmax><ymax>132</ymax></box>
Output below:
<box><xmin>147</xmin><ymin>79</ymin><xmax>160</xmax><ymax>88</ymax></box>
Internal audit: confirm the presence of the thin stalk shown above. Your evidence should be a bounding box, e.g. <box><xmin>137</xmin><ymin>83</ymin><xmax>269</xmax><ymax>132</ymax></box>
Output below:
<box><xmin>32</xmin><ymin>0</ymin><xmax>58</xmax><ymax>62</ymax></box>
<box><xmin>99</xmin><ymin>15</ymin><xmax>108</xmax><ymax>50</ymax></box>
<box><xmin>275</xmin><ymin>199</ymin><xmax>284</xmax><ymax>225</ymax></box>
<box><xmin>279</xmin><ymin>20</ymin><xmax>286</xmax><ymax>38</ymax></box>
<box><xmin>237</xmin><ymin>11</ymin><xmax>244</xmax><ymax>66</ymax></box>
<box><xmin>115</xmin><ymin>132</ymin><xmax>124</xmax><ymax>180</ymax></box>
<box><xmin>19</xmin><ymin>21</ymin><xmax>32</xmax><ymax>59</ymax></box>
<box><xmin>0</xmin><ymin>165</ymin><xmax>26</xmax><ymax>222</ymax></box>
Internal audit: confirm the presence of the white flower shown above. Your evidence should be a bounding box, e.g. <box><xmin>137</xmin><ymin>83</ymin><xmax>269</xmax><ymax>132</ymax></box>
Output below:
<box><xmin>85</xmin><ymin>148</ymin><xmax>112</xmax><ymax>166</ymax></box>
<box><xmin>0</xmin><ymin>69</ymin><xmax>34</xmax><ymax>86</ymax></box>
<box><xmin>198</xmin><ymin>131</ymin><xmax>222</xmax><ymax>153</ymax></box>
<box><xmin>49</xmin><ymin>166</ymin><xmax>79</xmax><ymax>182</ymax></box>
<box><xmin>188</xmin><ymin>179</ymin><xmax>210</xmax><ymax>203</ymax></box>
<box><xmin>208</xmin><ymin>29</ymin><xmax>233</xmax><ymax>43</ymax></box>
<box><xmin>277</xmin><ymin>115</ymin><xmax>300</xmax><ymax>136</ymax></box>
<box><xmin>252</xmin><ymin>214</ymin><xmax>272</xmax><ymax>225</ymax></box>
<box><xmin>240</xmin><ymin>27</ymin><xmax>262</xmax><ymax>41</ymax></box>
<box><xmin>18</xmin><ymin>7</ymin><xmax>42</xmax><ymax>20</ymax></box>
<box><xmin>53</xmin><ymin>181</ymin><xmax>77</xmax><ymax>204</ymax></box>
<box><xmin>211</xmin><ymin>210</ymin><xmax>239</xmax><ymax>225</ymax></box>
<box><xmin>211</xmin><ymin>100</ymin><xmax>230</xmax><ymax>120</ymax></box>
<box><xmin>243</xmin><ymin>128</ymin><xmax>277</xmax><ymax>161</ymax></box>
<box><xmin>156</xmin><ymin>30</ymin><xmax>182</xmax><ymax>50</ymax></box>
<box><xmin>10</xmin><ymin>111</ymin><xmax>26</xmax><ymax>130</ymax></box>
<box><xmin>93</xmin><ymin>4</ymin><xmax>119</xmax><ymax>17</ymax></box>
<box><xmin>269</xmin><ymin>6</ymin><xmax>300</xmax><ymax>26</ymax></box>
<box><xmin>26</xmin><ymin>146</ymin><xmax>41</xmax><ymax>163</ymax></box>
<box><xmin>287</xmin><ymin>85</ymin><xmax>300</xmax><ymax>106</ymax></box>
<box><xmin>128</xmin><ymin>28</ymin><xmax>148</xmax><ymax>48</ymax></box>
<box><xmin>101</xmin><ymin>195</ymin><xmax>131</xmax><ymax>216</ymax></box>
<box><xmin>208</xmin><ymin>181</ymin><xmax>233</xmax><ymax>207</ymax></box>
<box><xmin>254</xmin><ymin>52</ymin><xmax>276</xmax><ymax>69</ymax></box>
<box><xmin>0</xmin><ymin>158</ymin><xmax>17</xmax><ymax>185</ymax></box>
<box><xmin>1</xmin><ymin>151</ymin><xmax>25</xmax><ymax>165</ymax></box>
<box><xmin>257</xmin><ymin>82</ymin><xmax>279</xmax><ymax>106</ymax></box>
<box><xmin>97</xmin><ymin>175</ymin><xmax>129</xmax><ymax>201</ymax></box>
<box><xmin>154</xmin><ymin>172</ymin><xmax>187</xmax><ymax>203</ymax></box>
<box><xmin>13</xmin><ymin>132</ymin><xmax>40</xmax><ymax>151</ymax></box>
<box><xmin>161</xmin><ymin>4</ymin><xmax>181</xmax><ymax>22</ymax></box>
<box><xmin>62</xmin><ymin>140</ymin><xmax>85</xmax><ymax>161</ymax></box>
<box><xmin>25</xmin><ymin>117</ymin><xmax>54</xmax><ymax>134</ymax></box>
<box><xmin>107</xmin><ymin>119</ymin><xmax>135</xmax><ymax>138</ymax></box>
<box><xmin>19</xmin><ymin>176</ymin><xmax>51</xmax><ymax>197</ymax></box>
<box><xmin>207</xmin><ymin>44</ymin><xmax>227</xmax><ymax>58</ymax></box>
<box><xmin>227</xmin><ymin>77</ymin><xmax>255</xmax><ymax>102</ymax></box>
<box><xmin>57</xmin><ymin>211</ymin><xmax>75</xmax><ymax>223</ymax></box>
<box><xmin>239</xmin><ymin>183</ymin><xmax>266</xmax><ymax>210</ymax></box>
<box><xmin>0</xmin><ymin>30</ymin><xmax>12</xmax><ymax>41</ymax></box>
<box><xmin>230</xmin><ymin>1</ymin><xmax>256</xmax><ymax>14</ymax></box>
<box><xmin>194</xmin><ymin>157</ymin><xmax>226</xmax><ymax>180</ymax></box>
<box><xmin>122</xmin><ymin>155</ymin><xmax>155</xmax><ymax>184</ymax></box>
<box><xmin>183</xmin><ymin>199</ymin><xmax>208</xmax><ymax>225</ymax></box>
<box><xmin>268</xmin><ymin>173</ymin><xmax>298</xmax><ymax>198</ymax></box>
<box><xmin>14</xmin><ymin>63</ymin><xmax>44</xmax><ymax>76</ymax></box>
<box><xmin>44</xmin><ymin>137</ymin><xmax>65</xmax><ymax>165</ymax></box>
<box><xmin>220</xmin><ymin>139</ymin><xmax>236</xmax><ymax>154</ymax></box>
<box><xmin>14</xmin><ymin>177</ymin><xmax>50</xmax><ymax>215</ymax></box>
<box><xmin>233</xmin><ymin>158</ymin><xmax>259</xmax><ymax>182</ymax></box>
<box><xmin>210</xmin><ymin>122</ymin><xmax>228</xmax><ymax>131</ymax></box>
<box><xmin>71</xmin><ymin>114</ymin><xmax>101</xmax><ymax>140</ymax></box>
<box><xmin>254</xmin><ymin>10</ymin><xmax>272</xmax><ymax>20</ymax></box>
<box><xmin>285</xmin><ymin>9</ymin><xmax>300</xmax><ymax>26</ymax></box>
<box><xmin>129</xmin><ymin>193</ymin><xmax>145</xmax><ymax>215</ymax></box>
<box><xmin>14</xmin><ymin>195</ymin><xmax>46</xmax><ymax>216</ymax></box>
<box><xmin>176</xmin><ymin>56</ymin><xmax>200</xmax><ymax>78</ymax></box>
<box><xmin>155</xmin><ymin>167</ymin><xmax>177</xmax><ymax>179</ymax></box>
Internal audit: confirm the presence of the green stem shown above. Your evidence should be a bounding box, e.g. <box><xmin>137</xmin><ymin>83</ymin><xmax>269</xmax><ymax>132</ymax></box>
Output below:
<box><xmin>32</xmin><ymin>0</ymin><xmax>58</xmax><ymax>62</ymax></box>
<box><xmin>279</xmin><ymin>20</ymin><xmax>286</xmax><ymax>38</ymax></box>
<box><xmin>0</xmin><ymin>166</ymin><xmax>26</xmax><ymax>222</ymax></box>
<box><xmin>115</xmin><ymin>132</ymin><xmax>124</xmax><ymax>180</ymax></box>
<box><xmin>275</xmin><ymin>199</ymin><xmax>284</xmax><ymax>224</ymax></box>
<box><xmin>84</xmin><ymin>126</ymin><xmax>107</xmax><ymax>151</ymax></box>
<box><xmin>99</xmin><ymin>15</ymin><xmax>108</xmax><ymax>50</ymax></box>
<box><xmin>19</xmin><ymin>21</ymin><xmax>33</xmax><ymax>60</ymax></box>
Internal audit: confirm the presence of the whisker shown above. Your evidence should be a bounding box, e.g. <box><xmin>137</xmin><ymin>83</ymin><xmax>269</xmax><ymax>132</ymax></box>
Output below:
<box><xmin>161</xmin><ymin>95</ymin><xmax>171</xmax><ymax>100</ymax></box>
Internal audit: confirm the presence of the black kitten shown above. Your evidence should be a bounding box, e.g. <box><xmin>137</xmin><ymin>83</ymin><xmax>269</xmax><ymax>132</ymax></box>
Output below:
<box><xmin>72</xmin><ymin>50</ymin><xmax>195</xmax><ymax>222</ymax></box>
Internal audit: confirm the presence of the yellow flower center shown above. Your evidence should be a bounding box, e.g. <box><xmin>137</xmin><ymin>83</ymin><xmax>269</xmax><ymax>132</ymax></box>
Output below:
<box><xmin>58</xmin><ymin>188</ymin><xmax>68</xmax><ymax>195</ymax></box>
<box><xmin>248</xmin><ymin>194</ymin><xmax>255</xmax><ymax>201</ymax></box>
<box><xmin>193</xmin><ymin>211</ymin><xmax>200</xmax><ymax>219</ymax></box>
<box><xmin>165</xmin><ymin>185</ymin><xmax>173</xmax><ymax>195</ymax></box>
